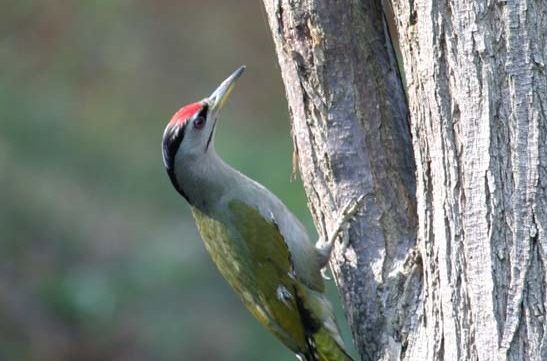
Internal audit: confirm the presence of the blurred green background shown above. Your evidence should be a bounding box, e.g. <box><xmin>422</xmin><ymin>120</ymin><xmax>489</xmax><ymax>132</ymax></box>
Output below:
<box><xmin>0</xmin><ymin>1</ymin><xmax>353</xmax><ymax>360</ymax></box>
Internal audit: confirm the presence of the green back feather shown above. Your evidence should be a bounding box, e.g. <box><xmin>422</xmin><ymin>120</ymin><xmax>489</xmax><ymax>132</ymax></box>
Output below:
<box><xmin>192</xmin><ymin>200</ymin><xmax>354</xmax><ymax>361</ymax></box>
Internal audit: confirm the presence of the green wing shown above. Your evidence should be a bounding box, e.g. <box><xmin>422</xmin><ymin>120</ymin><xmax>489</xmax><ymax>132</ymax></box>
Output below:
<box><xmin>193</xmin><ymin>200</ymin><xmax>353</xmax><ymax>361</ymax></box>
<box><xmin>226</xmin><ymin>200</ymin><xmax>309</xmax><ymax>353</ymax></box>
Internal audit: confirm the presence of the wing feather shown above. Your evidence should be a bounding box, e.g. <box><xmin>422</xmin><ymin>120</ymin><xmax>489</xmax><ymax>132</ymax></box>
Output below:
<box><xmin>227</xmin><ymin>200</ymin><xmax>310</xmax><ymax>352</ymax></box>
<box><xmin>193</xmin><ymin>200</ymin><xmax>352</xmax><ymax>360</ymax></box>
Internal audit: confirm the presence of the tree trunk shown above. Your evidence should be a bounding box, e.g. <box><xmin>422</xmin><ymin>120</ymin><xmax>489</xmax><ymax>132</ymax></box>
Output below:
<box><xmin>390</xmin><ymin>0</ymin><xmax>547</xmax><ymax>360</ymax></box>
<box><xmin>263</xmin><ymin>0</ymin><xmax>547</xmax><ymax>360</ymax></box>
<box><xmin>262</xmin><ymin>1</ymin><xmax>419</xmax><ymax>360</ymax></box>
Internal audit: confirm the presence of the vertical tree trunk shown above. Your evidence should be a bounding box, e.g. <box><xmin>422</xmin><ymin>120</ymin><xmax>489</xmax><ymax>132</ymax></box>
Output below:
<box><xmin>390</xmin><ymin>0</ymin><xmax>547</xmax><ymax>360</ymax></box>
<box><xmin>263</xmin><ymin>0</ymin><xmax>547</xmax><ymax>360</ymax></box>
<box><xmin>262</xmin><ymin>1</ymin><xmax>419</xmax><ymax>360</ymax></box>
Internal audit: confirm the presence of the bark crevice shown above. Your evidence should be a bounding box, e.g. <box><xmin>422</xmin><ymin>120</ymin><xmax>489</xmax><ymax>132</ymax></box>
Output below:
<box><xmin>263</xmin><ymin>1</ymin><xmax>417</xmax><ymax>360</ymax></box>
<box><xmin>263</xmin><ymin>0</ymin><xmax>545</xmax><ymax>359</ymax></box>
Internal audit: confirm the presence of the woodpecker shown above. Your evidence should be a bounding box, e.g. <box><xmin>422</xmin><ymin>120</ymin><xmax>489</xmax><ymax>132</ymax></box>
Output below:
<box><xmin>162</xmin><ymin>66</ymin><xmax>362</xmax><ymax>361</ymax></box>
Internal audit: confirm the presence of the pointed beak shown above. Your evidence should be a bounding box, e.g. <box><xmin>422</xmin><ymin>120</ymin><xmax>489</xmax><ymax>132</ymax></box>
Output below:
<box><xmin>207</xmin><ymin>66</ymin><xmax>246</xmax><ymax>114</ymax></box>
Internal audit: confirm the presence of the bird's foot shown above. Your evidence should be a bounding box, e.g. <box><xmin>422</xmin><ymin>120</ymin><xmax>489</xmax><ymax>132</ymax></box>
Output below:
<box><xmin>316</xmin><ymin>193</ymin><xmax>372</xmax><ymax>271</ymax></box>
<box><xmin>320</xmin><ymin>267</ymin><xmax>332</xmax><ymax>280</ymax></box>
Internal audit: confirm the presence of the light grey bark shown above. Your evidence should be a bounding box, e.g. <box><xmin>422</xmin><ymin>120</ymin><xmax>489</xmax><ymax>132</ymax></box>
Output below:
<box><xmin>264</xmin><ymin>0</ymin><xmax>547</xmax><ymax>360</ymax></box>
<box><xmin>262</xmin><ymin>1</ymin><xmax>419</xmax><ymax>360</ymax></box>
<box><xmin>389</xmin><ymin>0</ymin><xmax>547</xmax><ymax>360</ymax></box>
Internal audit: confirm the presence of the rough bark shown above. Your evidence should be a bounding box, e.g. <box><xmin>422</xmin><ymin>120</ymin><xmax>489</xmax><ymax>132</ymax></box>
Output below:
<box><xmin>262</xmin><ymin>1</ymin><xmax>419</xmax><ymax>360</ymax></box>
<box><xmin>264</xmin><ymin>0</ymin><xmax>547</xmax><ymax>360</ymax></box>
<box><xmin>389</xmin><ymin>0</ymin><xmax>547</xmax><ymax>360</ymax></box>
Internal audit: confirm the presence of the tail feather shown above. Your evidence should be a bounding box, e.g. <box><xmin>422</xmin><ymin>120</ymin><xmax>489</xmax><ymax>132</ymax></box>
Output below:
<box><xmin>303</xmin><ymin>335</ymin><xmax>320</xmax><ymax>361</ymax></box>
<box><xmin>297</xmin><ymin>331</ymin><xmax>354</xmax><ymax>361</ymax></box>
<box><xmin>311</xmin><ymin>328</ymin><xmax>355</xmax><ymax>361</ymax></box>
<box><xmin>294</xmin><ymin>289</ymin><xmax>355</xmax><ymax>361</ymax></box>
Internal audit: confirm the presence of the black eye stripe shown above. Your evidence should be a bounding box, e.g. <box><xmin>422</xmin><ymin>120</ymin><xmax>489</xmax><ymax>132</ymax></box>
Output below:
<box><xmin>196</xmin><ymin>105</ymin><xmax>208</xmax><ymax>124</ymax></box>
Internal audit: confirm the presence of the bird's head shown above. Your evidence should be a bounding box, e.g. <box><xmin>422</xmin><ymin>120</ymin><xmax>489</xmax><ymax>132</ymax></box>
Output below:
<box><xmin>162</xmin><ymin>66</ymin><xmax>245</xmax><ymax>200</ymax></box>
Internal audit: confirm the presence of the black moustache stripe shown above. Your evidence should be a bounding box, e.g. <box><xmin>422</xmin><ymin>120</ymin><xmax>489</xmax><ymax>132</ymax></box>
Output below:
<box><xmin>205</xmin><ymin>118</ymin><xmax>217</xmax><ymax>151</ymax></box>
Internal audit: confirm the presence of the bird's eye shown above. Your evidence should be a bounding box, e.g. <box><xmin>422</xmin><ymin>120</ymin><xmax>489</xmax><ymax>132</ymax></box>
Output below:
<box><xmin>193</xmin><ymin>116</ymin><xmax>206</xmax><ymax>130</ymax></box>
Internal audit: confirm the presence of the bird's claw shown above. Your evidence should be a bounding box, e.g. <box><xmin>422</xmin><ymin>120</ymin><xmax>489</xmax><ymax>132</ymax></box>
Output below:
<box><xmin>339</xmin><ymin>224</ymin><xmax>351</xmax><ymax>254</ymax></box>
<box><xmin>321</xmin><ymin>267</ymin><xmax>331</xmax><ymax>280</ymax></box>
<box><xmin>315</xmin><ymin>192</ymin><xmax>373</xmax><ymax>267</ymax></box>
